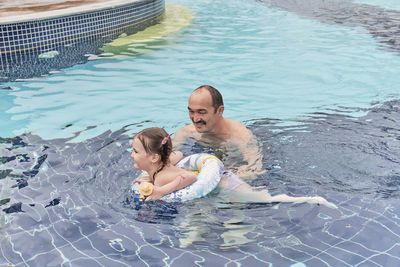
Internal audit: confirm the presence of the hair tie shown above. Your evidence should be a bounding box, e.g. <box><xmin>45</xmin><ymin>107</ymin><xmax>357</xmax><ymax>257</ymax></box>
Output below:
<box><xmin>161</xmin><ymin>133</ymin><xmax>173</xmax><ymax>145</ymax></box>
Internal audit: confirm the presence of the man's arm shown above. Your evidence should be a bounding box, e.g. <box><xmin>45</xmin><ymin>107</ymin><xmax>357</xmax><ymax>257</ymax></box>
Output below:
<box><xmin>235</xmin><ymin>133</ymin><xmax>264</xmax><ymax>178</ymax></box>
<box><xmin>169</xmin><ymin>151</ymin><xmax>183</xmax><ymax>165</ymax></box>
<box><xmin>230</xmin><ymin>121</ymin><xmax>264</xmax><ymax>178</ymax></box>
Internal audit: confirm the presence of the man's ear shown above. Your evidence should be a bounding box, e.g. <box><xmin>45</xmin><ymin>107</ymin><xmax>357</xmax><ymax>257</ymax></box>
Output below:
<box><xmin>217</xmin><ymin>105</ymin><xmax>224</xmax><ymax>116</ymax></box>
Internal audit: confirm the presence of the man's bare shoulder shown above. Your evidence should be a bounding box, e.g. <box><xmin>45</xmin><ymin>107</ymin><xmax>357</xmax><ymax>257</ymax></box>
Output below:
<box><xmin>173</xmin><ymin>124</ymin><xmax>199</xmax><ymax>148</ymax></box>
<box><xmin>226</xmin><ymin>118</ymin><xmax>252</xmax><ymax>140</ymax></box>
<box><xmin>175</xmin><ymin>124</ymin><xmax>197</xmax><ymax>136</ymax></box>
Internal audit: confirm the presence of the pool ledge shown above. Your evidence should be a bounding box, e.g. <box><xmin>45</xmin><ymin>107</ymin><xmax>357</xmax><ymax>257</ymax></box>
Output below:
<box><xmin>0</xmin><ymin>0</ymin><xmax>145</xmax><ymax>24</ymax></box>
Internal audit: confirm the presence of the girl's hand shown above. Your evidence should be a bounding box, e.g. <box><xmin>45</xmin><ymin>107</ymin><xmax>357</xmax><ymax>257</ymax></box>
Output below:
<box><xmin>145</xmin><ymin>186</ymin><xmax>163</xmax><ymax>201</ymax></box>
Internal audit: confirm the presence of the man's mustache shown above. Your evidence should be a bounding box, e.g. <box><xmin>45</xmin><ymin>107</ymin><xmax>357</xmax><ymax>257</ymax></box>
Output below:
<box><xmin>192</xmin><ymin>120</ymin><xmax>206</xmax><ymax>125</ymax></box>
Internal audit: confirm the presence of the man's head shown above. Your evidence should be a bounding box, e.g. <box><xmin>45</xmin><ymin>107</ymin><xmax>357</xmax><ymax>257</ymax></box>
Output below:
<box><xmin>188</xmin><ymin>85</ymin><xmax>224</xmax><ymax>133</ymax></box>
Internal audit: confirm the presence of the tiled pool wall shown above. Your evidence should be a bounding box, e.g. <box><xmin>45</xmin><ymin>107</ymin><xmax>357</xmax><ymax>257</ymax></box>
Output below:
<box><xmin>0</xmin><ymin>0</ymin><xmax>165</xmax><ymax>81</ymax></box>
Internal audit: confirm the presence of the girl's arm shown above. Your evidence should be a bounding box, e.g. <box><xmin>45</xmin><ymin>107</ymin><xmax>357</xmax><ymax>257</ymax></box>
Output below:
<box><xmin>146</xmin><ymin>172</ymin><xmax>196</xmax><ymax>200</ymax></box>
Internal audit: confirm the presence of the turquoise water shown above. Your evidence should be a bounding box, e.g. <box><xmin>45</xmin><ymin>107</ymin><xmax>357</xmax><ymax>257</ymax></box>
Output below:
<box><xmin>355</xmin><ymin>0</ymin><xmax>400</xmax><ymax>10</ymax></box>
<box><xmin>1</xmin><ymin>0</ymin><xmax>399</xmax><ymax>141</ymax></box>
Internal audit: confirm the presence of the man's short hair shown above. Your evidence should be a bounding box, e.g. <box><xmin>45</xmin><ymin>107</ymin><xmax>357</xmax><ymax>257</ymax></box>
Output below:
<box><xmin>194</xmin><ymin>85</ymin><xmax>224</xmax><ymax>112</ymax></box>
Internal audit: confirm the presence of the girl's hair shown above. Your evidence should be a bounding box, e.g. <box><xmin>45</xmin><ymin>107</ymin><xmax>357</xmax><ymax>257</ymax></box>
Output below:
<box><xmin>134</xmin><ymin>127</ymin><xmax>172</xmax><ymax>167</ymax></box>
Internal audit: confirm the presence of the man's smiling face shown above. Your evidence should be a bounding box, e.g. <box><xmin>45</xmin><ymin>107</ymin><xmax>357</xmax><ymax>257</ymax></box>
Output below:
<box><xmin>188</xmin><ymin>89</ymin><xmax>222</xmax><ymax>134</ymax></box>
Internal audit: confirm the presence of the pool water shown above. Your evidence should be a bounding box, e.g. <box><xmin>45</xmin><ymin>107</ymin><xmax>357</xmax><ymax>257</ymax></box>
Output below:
<box><xmin>2</xmin><ymin>0</ymin><xmax>400</xmax><ymax>141</ymax></box>
<box><xmin>355</xmin><ymin>0</ymin><xmax>400</xmax><ymax>10</ymax></box>
<box><xmin>1</xmin><ymin>0</ymin><xmax>400</xmax><ymax>266</ymax></box>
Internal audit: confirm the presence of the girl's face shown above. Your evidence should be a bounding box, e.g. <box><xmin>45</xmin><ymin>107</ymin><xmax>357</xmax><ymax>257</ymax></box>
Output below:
<box><xmin>131</xmin><ymin>137</ymin><xmax>153</xmax><ymax>171</ymax></box>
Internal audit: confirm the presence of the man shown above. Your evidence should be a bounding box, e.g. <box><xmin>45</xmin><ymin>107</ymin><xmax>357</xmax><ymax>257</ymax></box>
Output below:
<box><xmin>173</xmin><ymin>85</ymin><xmax>263</xmax><ymax>177</ymax></box>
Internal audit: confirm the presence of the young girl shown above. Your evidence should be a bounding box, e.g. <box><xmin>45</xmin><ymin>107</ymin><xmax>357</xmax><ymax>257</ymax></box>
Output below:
<box><xmin>131</xmin><ymin>127</ymin><xmax>196</xmax><ymax>200</ymax></box>
<box><xmin>132</xmin><ymin>127</ymin><xmax>336</xmax><ymax>208</ymax></box>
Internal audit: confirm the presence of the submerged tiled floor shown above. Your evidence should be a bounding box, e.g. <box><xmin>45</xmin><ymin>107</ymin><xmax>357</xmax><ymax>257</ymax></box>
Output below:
<box><xmin>0</xmin><ymin>127</ymin><xmax>399</xmax><ymax>266</ymax></box>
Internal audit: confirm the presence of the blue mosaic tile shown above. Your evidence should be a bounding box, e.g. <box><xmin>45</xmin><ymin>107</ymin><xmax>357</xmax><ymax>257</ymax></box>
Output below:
<box><xmin>0</xmin><ymin>0</ymin><xmax>165</xmax><ymax>81</ymax></box>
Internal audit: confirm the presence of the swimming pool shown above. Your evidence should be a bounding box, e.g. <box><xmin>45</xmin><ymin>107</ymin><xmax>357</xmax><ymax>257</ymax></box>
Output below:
<box><xmin>1</xmin><ymin>0</ymin><xmax>399</xmax><ymax>266</ymax></box>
